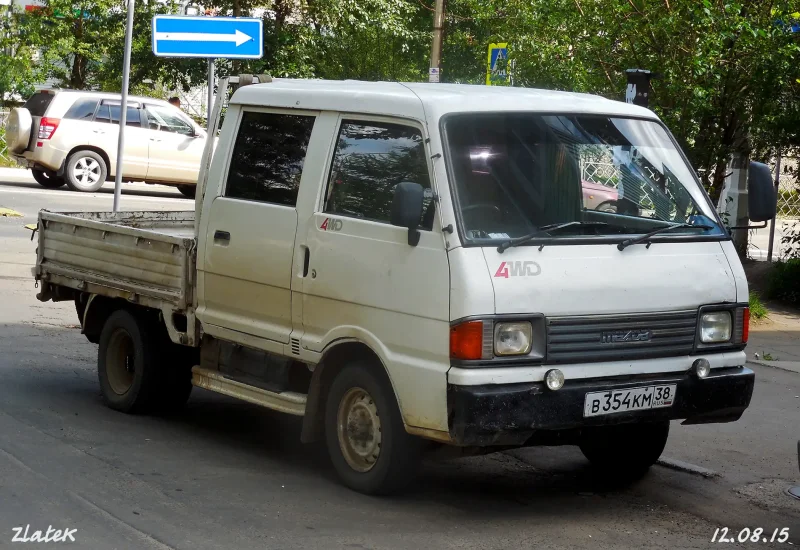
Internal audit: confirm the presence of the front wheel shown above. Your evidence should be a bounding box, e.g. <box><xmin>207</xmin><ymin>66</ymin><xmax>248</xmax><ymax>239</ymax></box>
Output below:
<box><xmin>324</xmin><ymin>361</ymin><xmax>422</xmax><ymax>495</ymax></box>
<box><xmin>31</xmin><ymin>169</ymin><xmax>65</xmax><ymax>188</ymax></box>
<box><xmin>65</xmin><ymin>150</ymin><xmax>107</xmax><ymax>192</ymax></box>
<box><xmin>579</xmin><ymin>421</ymin><xmax>669</xmax><ymax>479</ymax></box>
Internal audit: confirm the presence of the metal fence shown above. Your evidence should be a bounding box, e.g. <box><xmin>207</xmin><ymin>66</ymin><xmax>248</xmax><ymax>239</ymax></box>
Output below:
<box><xmin>773</xmin><ymin>156</ymin><xmax>800</xmax><ymax>219</ymax></box>
<box><xmin>0</xmin><ymin>110</ymin><xmax>9</xmax><ymax>164</ymax></box>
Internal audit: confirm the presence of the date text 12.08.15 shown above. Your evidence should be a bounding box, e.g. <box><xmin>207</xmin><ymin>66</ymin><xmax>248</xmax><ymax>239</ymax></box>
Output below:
<box><xmin>711</xmin><ymin>528</ymin><xmax>790</xmax><ymax>544</ymax></box>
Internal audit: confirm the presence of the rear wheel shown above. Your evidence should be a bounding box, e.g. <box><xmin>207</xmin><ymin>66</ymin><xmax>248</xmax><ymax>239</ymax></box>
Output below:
<box><xmin>65</xmin><ymin>150</ymin><xmax>107</xmax><ymax>192</ymax></box>
<box><xmin>31</xmin><ymin>169</ymin><xmax>65</xmax><ymax>188</ymax></box>
<box><xmin>97</xmin><ymin>309</ymin><xmax>194</xmax><ymax>414</ymax></box>
<box><xmin>177</xmin><ymin>185</ymin><xmax>196</xmax><ymax>198</ymax></box>
<box><xmin>98</xmin><ymin>309</ymin><xmax>160</xmax><ymax>414</ymax></box>
<box><xmin>579</xmin><ymin>421</ymin><xmax>669</xmax><ymax>479</ymax></box>
<box><xmin>324</xmin><ymin>361</ymin><xmax>422</xmax><ymax>494</ymax></box>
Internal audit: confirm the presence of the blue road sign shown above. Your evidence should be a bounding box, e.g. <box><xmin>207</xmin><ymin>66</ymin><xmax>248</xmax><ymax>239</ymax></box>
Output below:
<box><xmin>152</xmin><ymin>15</ymin><xmax>263</xmax><ymax>59</ymax></box>
<box><xmin>486</xmin><ymin>43</ymin><xmax>509</xmax><ymax>85</ymax></box>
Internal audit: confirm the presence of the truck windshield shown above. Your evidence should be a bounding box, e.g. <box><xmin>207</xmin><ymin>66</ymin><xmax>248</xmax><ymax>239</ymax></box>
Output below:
<box><xmin>442</xmin><ymin>113</ymin><xmax>725</xmax><ymax>245</ymax></box>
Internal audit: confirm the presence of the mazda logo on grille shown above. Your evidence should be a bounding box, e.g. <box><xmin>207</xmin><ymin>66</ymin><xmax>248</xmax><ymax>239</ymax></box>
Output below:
<box><xmin>601</xmin><ymin>330</ymin><xmax>652</xmax><ymax>343</ymax></box>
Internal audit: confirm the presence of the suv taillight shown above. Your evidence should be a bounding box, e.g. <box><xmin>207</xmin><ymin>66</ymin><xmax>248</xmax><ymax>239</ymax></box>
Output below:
<box><xmin>38</xmin><ymin>117</ymin><xmax>60</xmax><ymax>139</ymax></box>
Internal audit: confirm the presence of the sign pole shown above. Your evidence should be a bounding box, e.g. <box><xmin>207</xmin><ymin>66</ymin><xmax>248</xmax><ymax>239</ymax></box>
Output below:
<box><xmin>207</xmin><ymin>58</ymin><xmax>215</xmax><ymax>131</ymax></box>
<box><xmin>112</xmin><ymin>0</ymin><xmax>135</xmax><ymax>213</ymax></box>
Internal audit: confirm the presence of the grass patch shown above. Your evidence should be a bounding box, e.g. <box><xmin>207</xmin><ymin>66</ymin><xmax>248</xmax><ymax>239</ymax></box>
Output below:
<box><xmin>749</xmin><ymin>291</ymin><xmax>768</xmax><ymax>320</ymax></box>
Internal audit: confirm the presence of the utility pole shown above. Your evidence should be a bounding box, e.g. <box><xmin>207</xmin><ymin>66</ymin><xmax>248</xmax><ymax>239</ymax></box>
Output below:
<box><xmin>429</xmin><ymin>0</ymin><xmax>445</xmax><ymax>82</ymax></box>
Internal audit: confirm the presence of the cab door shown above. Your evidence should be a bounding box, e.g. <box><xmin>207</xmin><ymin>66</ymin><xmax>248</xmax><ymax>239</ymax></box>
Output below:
<box><xmin>299</xmin><ymin>116</ymin><xmax>450</xmax><ymax>427</ymax></box>
<box><xmin>197</xmin><ymin>108</ymin><xmax>318</xmax><ymax>348</ymax></box>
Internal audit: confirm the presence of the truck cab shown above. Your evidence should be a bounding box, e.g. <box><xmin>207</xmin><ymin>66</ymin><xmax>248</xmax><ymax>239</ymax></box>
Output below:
<box><xmin>34</xmin><ymin>78</ymin><xmax>777</xmax><ymax>495</ymax></box>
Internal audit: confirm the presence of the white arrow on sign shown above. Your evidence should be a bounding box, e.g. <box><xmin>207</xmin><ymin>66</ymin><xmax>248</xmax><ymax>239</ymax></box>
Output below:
<box><xmin>154</xmin><ymin>29</ymin><xmax>252</xmax><ymax>47</ymax></box>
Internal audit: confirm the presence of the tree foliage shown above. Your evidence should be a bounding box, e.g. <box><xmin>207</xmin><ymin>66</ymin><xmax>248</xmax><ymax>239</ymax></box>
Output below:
<box><xmin>1</xmin><ymin>0</ymin><xmax>798</xmax><ymax>196</ymax></box>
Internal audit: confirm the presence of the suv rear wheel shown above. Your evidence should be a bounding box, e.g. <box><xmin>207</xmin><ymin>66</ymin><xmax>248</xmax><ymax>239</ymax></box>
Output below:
<box><xmin>65</xmin><ymin>150</ymin><xmax>107</xmax><ymax>192</ymax></box>
<box><xmin>177</xmin><ymin>185</ymin><xmax>196</xmax><ymax>198</ymax></box>
<box><xmin>31</xmin><ymin>169</ymin><xmax>65</xmax><ymax>189</ymax></box>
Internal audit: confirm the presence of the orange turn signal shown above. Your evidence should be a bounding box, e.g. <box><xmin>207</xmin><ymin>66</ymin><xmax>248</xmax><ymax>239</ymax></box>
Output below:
<box><xmin>450</xmin><ymin>321</ymin><xmax>485</xmax><ymax>360</ymax></box>
<box><xmin>742</xmin><ymin>307</ymin><xmax>750</xmax><ymax>343</ymax></box>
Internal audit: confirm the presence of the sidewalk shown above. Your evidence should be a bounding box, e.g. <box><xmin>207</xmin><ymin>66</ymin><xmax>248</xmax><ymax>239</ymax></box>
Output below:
<box><xmin>747</xmin><ymin>305</ymin><xmax>800</xmax><ymax>374</ymax></box>
<box><xmin>0</xmin><ymin>166</ymin><xmax>32</xmax><ymax>181</ymax></box>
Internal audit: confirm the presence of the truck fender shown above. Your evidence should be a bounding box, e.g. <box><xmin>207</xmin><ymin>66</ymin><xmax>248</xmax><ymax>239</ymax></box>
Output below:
<box><xmin>300</xmin><ymin>340</ymin><xmax>388</xmax><ymax>444</ymax></box>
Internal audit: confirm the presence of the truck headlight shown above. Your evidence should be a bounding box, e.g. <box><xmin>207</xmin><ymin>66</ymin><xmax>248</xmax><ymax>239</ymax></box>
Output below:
<box><xmin>494</xmin><ymin>322</ymin><xmax>532</xmax><ymax>355</ymax></box>
<box><xmin>699</xmin><ymin>311</ymin><xmax>732</xmax><ymax>343</ymax></box>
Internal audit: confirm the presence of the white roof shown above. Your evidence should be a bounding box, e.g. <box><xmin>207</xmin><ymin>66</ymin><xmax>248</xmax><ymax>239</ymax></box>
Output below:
<box><xmin>48</xmin><ymin>89</ymin><xmax>174</xmax><ymax>108</ymax></box>
<box><xmin>231</xmin><ymin>78</ymin><xmax>659</xmax><ymax>122</ymax></box>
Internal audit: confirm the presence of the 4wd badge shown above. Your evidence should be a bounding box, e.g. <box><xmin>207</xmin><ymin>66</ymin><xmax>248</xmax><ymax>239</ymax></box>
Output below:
<box><xmin>494</xmin><ymin>261</ymin><xmax>541</xmax><ymax>278</ymax></box>
<box><xmin>320</xmin><ymin>218</ymin><xmax>342</xmax><ymax>232</ymax></box>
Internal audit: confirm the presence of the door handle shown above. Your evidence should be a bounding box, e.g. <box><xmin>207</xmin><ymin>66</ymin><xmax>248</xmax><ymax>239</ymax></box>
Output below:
<box><xmin>213</xmin><ymin>230</ymin><xmax>230</xmax><ymax>243</ymax></box>
<box><xmin>302</xmin><ymin>247</ymin><xmax>310</xmax><ymax>277</ymax></box>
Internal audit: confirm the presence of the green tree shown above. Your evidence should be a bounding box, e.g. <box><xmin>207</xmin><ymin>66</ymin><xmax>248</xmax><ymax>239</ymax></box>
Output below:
<box><xmin>438</xmin><ymin>0</ymin><xmax>800</xmax><ymax>201</ymax></box>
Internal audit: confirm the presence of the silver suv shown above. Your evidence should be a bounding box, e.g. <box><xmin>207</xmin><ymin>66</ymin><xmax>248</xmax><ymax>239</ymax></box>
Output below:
<box><xmin>5</xmin><ymin>89</ymin><xmax>207</xmax><ymax>196</ymax></box>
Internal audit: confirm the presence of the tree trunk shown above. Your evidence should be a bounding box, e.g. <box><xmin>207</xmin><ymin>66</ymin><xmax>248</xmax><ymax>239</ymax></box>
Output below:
<box><xmin>70</xmin><ymin>54</ymin><xmax>87</xmax><ymax>89</ymax></box>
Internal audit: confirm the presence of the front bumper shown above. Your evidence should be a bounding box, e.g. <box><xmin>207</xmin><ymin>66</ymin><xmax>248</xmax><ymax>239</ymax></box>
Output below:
<box><xmin>447</xmin><ymin>366</ymin><xmax>755</xmax><ymax>446</ymax></box>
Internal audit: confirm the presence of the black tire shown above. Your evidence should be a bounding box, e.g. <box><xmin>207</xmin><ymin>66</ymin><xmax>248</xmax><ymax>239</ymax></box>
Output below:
<box><xmin>324</xmin><ymin>361</ymin><xmax>423</xmax><ymax>495</ymax></box>
<box><xmin>595</xmin><ymin>200</ymin><xmax>617</xmax><ymax>213</ymax></box>
<box><xmin>65</xmin><ymin>150</ymin><xmax>107</xmax><ymax>192</ymax></box>
<box><xmin>157</xmin><ymin>341</ymin><xmax>196</xmax><ymax>413</ymax></box>
<box><xmin>97</xmin><ymin>309</ymin><xmax>162</xmax><ymax>414</ymax></box>
<box><xmin>579</xmin><ymin>421</ymin><xmax>669</xmax><ymax>479</ymax></box>
<box><xmin>177</xmin><ymin>185</ymin><xmax>196</xmax><ymax>198</ymax></box>
<box><xmin>31</xmin><ymin>169</ymin><xmax>65</xmax><ymax>188</ymax></box>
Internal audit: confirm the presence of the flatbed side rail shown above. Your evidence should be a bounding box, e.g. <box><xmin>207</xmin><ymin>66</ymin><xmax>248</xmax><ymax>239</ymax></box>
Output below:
<box><xmin>35</xmin><ymin>210</ymin><xmax>196</xmax><ymax>311</ymax></box>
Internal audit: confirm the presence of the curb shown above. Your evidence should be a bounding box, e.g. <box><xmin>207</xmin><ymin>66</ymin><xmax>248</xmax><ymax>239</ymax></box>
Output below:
<box><xmin>656</xmin><ymin>457</ymin><xmax>720</xmax><ymax>478</ymax></box>
<box><xmin>747</xmin><ymin>359</ymin><xmax>800</xmax><ymax>375</ymax></box>
<box><xmin>0</xmin><ymin>166</ymin><xmax>29</xmax><ymax>177</ymax></box>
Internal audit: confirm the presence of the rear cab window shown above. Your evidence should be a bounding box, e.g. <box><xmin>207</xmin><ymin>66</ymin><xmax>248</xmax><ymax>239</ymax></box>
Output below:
<box><xmin>23</xmin><ymin>91</ymin><xmax>56</xmax><ymax>117</ymax></box>
<box><xmin>224</xmin><ymin>110</ymin><xmax>316</xmax><ymax>207</ymax></box>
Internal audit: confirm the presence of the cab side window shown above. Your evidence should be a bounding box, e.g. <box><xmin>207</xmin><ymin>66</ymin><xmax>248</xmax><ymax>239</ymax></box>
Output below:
<box><xmin>224</xmin><ymin>111</ymin><xmax>316</xmax><ymax>207</ymax></box>
<box><xmin>324</xmin><ymin>120</ymin><xmax>434</xmax><ymax>229</ymax></box>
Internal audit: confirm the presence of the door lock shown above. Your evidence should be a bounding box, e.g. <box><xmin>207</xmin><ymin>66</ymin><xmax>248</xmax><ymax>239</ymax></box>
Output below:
<box><xmin>311</xmin><ymin>269</ymin><xmax>316</xmax><ymax>278</ymax></box>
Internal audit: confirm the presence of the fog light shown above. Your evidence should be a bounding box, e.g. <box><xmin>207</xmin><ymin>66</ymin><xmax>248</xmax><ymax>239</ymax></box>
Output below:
<box><xmin>545</xmin><ymin>369</ymin><xmax>565</xmax><ymax>391</ymax></box>
<box><xmin>693</xmin><ymin>358</ymin><xmax>711</xmax><ymax>378</ymax></box>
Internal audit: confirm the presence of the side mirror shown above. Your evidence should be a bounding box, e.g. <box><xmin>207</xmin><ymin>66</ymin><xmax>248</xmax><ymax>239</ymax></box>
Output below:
<box><xmin>391</xmin><ymin>182</ymin><xmax>424</xmax><ymax>246</ymax></box>
<box><xmin>747</xmin><ymin>161</ymin><xmax>777</xmax><ymax>222</ymax></box>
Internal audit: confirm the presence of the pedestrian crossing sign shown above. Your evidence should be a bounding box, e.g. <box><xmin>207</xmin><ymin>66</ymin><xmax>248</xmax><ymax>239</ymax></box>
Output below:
<box><xmin>486</xmin><ymin>43</ymin><xmax>509</xmax><ymax>86</ymax></box>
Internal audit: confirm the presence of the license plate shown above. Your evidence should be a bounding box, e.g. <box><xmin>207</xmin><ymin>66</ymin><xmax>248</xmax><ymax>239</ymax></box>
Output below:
<box><xmin>583</xmin><ymin>384</ymin><xmax>677</xmax><ymax>418</ymax></box>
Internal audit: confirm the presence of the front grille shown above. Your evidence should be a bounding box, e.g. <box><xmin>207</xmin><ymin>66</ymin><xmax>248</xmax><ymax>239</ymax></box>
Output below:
<box><xmin>546</xmin><ymin>310</ymin><xmax>697</xmax><ymax>364</ymax></box>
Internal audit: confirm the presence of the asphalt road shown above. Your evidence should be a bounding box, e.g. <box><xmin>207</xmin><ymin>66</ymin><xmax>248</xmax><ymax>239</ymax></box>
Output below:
<box><xmin>0</xmin><ymin>172</ymin><xmax>798</xmax><ymax>549</ymax></box>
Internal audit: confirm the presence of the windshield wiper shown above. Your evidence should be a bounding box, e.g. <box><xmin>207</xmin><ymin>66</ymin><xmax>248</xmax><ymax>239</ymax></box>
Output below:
<box><xmin>617</xmin><ymin>222</ymin><xmax>714</xmax><ymax>251</ymax></box>
<box><xmin>497</xmin><ymin>221</ymin><xmax>608</xmax><ymax>253</ymax></box>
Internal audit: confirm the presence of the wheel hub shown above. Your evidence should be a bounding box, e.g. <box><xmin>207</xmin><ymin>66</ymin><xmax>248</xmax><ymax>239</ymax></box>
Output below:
<box><xmin>106</xmin><ymin>328</ymin><xmax>135</xmax><ymax>395</ymax></box>
<box><xmin>337</xmin><ymin>387</ymin><xmax>382</xmax><ymax>472</ymax></box>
